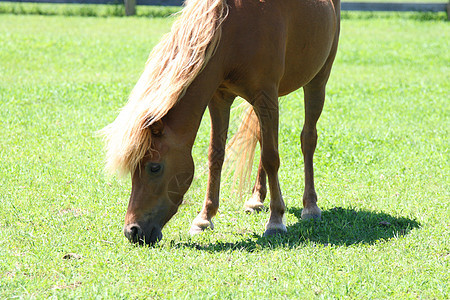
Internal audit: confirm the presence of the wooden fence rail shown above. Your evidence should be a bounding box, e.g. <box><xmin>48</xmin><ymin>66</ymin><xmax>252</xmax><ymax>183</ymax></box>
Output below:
<box><xmin>342</xmin><ymin>2</ymin><xmax>447</xmax><ymax>12</ymax></box>
<box><xmin>1</xmin><ymin>0</ymin><xmax>448</xmax><ymax>18</ymax></box>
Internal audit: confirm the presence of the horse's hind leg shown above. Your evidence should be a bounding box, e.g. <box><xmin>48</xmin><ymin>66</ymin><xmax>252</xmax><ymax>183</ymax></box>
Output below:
<box><xmin>190</xmin><ymin>91</ymin><xmax>235</xmax><ymax>234</ymax></box>
<box><xmin>244</xmin><ymin>153</ymin><xmax>267</xmax><ymax>213</ymax></box>
<box><xmin>301</xmin><ymin>8</ymin><xmax>339</xmax><ymax>220</ymax></box>
<box><xmin>300</xmin><ymin>83</ymin><xmax>326</xmax><ymax>220</ymax></box>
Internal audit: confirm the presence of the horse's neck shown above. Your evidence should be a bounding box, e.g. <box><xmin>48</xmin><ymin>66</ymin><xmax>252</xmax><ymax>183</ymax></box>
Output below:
<box><xmin>164</xmin><ymin>60</ymin><xmax>224</xmax><ymax>148</ymax></box>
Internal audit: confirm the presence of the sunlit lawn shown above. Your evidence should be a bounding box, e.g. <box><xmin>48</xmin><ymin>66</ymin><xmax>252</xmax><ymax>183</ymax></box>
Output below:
<box><xmin>0</xmin><ymin>9</ymin><xmax>448</xmax><ymax>299</ymax></box>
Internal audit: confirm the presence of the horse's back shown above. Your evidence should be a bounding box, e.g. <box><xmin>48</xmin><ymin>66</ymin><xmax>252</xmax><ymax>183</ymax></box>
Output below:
<box><xmin>221</xmin><ymin>0</ymin><xmax>339</xmax><ymax>97</ymax></box>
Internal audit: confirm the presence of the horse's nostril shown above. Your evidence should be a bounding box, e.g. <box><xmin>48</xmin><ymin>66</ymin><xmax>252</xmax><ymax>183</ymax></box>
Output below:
<box><xmin>124</xmin><ymin>224</ymin><xmax>142</xmax><ymax>244</ymax></box>
<box><xmin>129</xmin><ymin>226</ymin><xmax>139</xmax><ymax>237</ymax></box>
<box><xmin>124</xmin><ymin>223</ymin><xmax>162</xmax><ymax>245</ymax></box>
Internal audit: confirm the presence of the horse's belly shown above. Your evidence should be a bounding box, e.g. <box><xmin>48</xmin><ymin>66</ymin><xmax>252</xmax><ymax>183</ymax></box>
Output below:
<box><xmin>279</xmin><ymin>0</ymin><xmax>337</xmax><ymax>95</ymax></box>
<box><xmin>221</xmin><ymin>0</ymin><xmax>337</xmax><ymax>98</ymax></box>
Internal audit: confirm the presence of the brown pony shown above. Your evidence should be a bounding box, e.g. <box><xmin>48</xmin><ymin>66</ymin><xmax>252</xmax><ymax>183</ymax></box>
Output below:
<box><xmin>102</xmin><ymin>0</ymin><xmax>340</xmax><ymax>244</ymax></box>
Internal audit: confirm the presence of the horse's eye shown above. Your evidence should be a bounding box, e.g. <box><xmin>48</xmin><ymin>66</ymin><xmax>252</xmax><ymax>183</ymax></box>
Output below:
<box><xmin>146</xmin><ymin>163</ymin><xmax>163</xmax><ymax>175</ymax></box>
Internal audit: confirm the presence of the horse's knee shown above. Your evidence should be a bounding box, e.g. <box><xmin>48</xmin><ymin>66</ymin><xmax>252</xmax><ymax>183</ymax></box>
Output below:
<box><xmin>301</xmin><ymin>127</ymin><xmax>318</xmax><ymax>152</ymax></box>
<box><xmin>301</xmin><ymin>126</ymin><xmax>317</xmax><ymax>141</ymax></box>
<box><xmin>208</xmin><ymin>146</ymin><xmax>225</xmax><ymax>170</ymax></box>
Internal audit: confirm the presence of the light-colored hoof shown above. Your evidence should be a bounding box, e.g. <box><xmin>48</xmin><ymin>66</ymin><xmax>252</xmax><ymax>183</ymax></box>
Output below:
<box><xmin>189</xmin><ymin>217</ymin><xmax>213</xmax><ymax>235</ymax></box>
<box><xmin>301</xmin><ymin>206</ymin><xmax>322</xmax><ymax>221</ymax></box>
<box><xmin>244</xmin><ymin>200</ymin><xmax>265</xmax><ymax>213</ymax></box>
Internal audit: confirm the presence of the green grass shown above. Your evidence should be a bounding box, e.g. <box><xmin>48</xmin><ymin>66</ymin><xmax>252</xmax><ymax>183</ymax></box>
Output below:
<box><xmin>1</xmin><ymin>11</ymin><xmax>449</xmax><ymax>299</ymax></box>
<box><xmin>0</xmin><ymin>2</ymin><xmax>182</xmax><ymax>17</ymax></box>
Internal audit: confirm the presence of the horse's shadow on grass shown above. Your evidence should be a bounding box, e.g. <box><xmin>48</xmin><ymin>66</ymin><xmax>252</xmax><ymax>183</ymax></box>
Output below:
<box><xmin>173</xmin><ymin>207</ymin><xmax>420</xmax><ymax>252</ymax></box>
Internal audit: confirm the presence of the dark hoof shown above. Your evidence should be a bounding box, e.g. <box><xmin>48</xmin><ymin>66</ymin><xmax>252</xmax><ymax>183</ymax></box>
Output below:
<box><xmin>301</xmin><ymin>214</ymin><xmax>321</xmax><ymax>221</ymax></box>
<box><xmin>263</xmin><ymin>228</ymin><xmax>287</xmax><ymax>237</ymax></box>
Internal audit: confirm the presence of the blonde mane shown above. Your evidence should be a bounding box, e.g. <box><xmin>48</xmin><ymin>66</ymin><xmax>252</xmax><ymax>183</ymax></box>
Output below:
<box><xmin>101</xmin><ymin>0</ymin><xmax>228</xmax><ymax>175</ymax></box>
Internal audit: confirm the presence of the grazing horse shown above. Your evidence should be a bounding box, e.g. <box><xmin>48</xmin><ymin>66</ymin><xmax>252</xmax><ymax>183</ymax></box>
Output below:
<box><xmin>102</xmin><ymin>0</ymin><xmax>340</xmax><ymax>244</ymax></box>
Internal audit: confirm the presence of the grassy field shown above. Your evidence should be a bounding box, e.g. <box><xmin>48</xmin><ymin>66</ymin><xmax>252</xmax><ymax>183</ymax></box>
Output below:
<box><xmin>0</xmin><ymin>2</ymin><xmax>181</xmax><ymax>18</ymax></box>
<box><xmin>1</xmin><ymin>8</ymin><xmax>449</xmax><ymax>299</ymax></box>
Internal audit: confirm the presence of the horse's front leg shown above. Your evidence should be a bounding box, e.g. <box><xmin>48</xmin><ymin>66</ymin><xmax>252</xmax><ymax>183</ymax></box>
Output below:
<box><xmin>252</xmin><ymin>89</ymin><xmax>287</xmax><ymax>236</ymax></box>
<box><xmin>190</xmin><ymin>92</ymin><xmax>234</xmax><ymax>234</ymax></box>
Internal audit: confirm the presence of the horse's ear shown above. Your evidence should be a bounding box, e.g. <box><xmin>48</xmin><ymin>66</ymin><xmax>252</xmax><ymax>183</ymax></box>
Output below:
<box><xmin>150</xmin><ymin>120</ymin><xmax>164</xmax><ymax>137</ymax></box>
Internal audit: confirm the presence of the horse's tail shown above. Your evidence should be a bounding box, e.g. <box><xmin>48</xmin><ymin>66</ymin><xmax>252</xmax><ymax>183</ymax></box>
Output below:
<box><xmin>226</xmin><ymin>103</ymin><xmax>260</xmax><ymax>195</ymax></box>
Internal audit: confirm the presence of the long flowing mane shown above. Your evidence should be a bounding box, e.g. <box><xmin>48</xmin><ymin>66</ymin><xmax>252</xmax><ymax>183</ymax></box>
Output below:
<box><xmin>101</xmin><ymin>0</ymin><xmax>228</xmax><ymax>175</ymax></box>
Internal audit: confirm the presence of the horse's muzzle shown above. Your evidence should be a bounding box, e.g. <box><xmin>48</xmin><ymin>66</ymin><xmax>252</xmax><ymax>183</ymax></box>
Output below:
<box><xmin>123</xmin><ymin>223</ymin><xmax>162</xmax><ymax>245</ymax></box>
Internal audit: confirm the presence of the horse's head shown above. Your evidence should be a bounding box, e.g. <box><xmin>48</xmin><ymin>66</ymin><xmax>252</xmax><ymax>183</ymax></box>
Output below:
<box><xmin>123</xmin><ymin>120</ymin><xmax>194</xmax><ymax>245</ymax></box>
